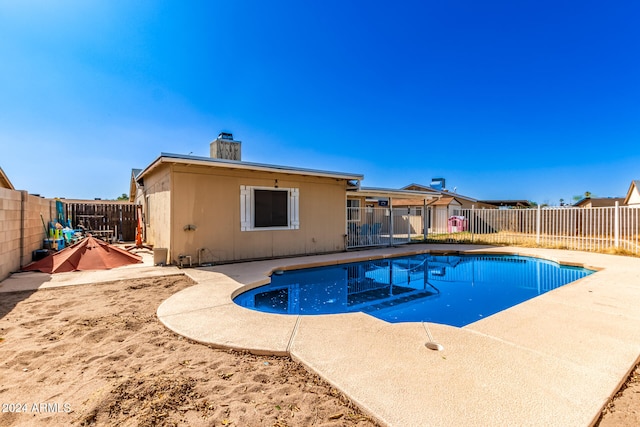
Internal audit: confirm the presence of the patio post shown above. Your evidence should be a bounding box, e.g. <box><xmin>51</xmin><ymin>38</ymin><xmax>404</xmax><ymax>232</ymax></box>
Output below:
<box><xmin>389</xmin><ymin>198</ymin><xmax>394</xmax><ymax>246</ymax></box>
<box><xmin>423</xmin><ymin>198</ymin><xmax>427</xmax><ymax>241</ymax></box>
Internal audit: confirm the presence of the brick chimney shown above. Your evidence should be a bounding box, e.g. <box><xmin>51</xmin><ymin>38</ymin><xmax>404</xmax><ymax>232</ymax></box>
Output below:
<box><xmin>210</xmin><ymin>132</ymin><xmax>241</xmax><ymax>161</ymax></box>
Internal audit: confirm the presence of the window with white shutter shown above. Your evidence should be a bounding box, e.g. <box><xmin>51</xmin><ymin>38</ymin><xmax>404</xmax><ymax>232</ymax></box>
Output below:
<box><xmin>240</xmin><ymin>186</ymin><xmax>299</xmax><ymax>231</ymax></box>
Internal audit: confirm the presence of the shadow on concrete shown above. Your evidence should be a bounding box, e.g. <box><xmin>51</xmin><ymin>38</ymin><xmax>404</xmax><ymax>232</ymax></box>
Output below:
<box><xmin>0</xmin><ymin>288</ymin><xmax>38</xmax><ymax>321</ymax></box>
<box><xmin>0</xmin><ymin>272</ymin><xmax>52</xmax><ymax>320</ymax></box>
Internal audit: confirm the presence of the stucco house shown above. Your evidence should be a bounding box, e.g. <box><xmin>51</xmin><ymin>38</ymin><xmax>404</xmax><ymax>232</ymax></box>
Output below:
<box><xmin>398</xmin><ymin>183</ymin><xmax>502</xmax><ymax>233</ymax></box>
<box><xmin>134</xmin><ymin>134</ymin><xmax>364</xmax><ymax>265</ymax></box>
<box><xmin>624</xmin><ymin>180</ymin><xmax>640</xmax><ymax>206</ymax></box>
<box><xmin>133</xmin><ymin>134</ymin><xmax>449</xmax><ymax>263</ymax></box>
<box><xmin>573</xmin><ymin>197</ymin><xmax>625</xmax><ymax>208</ymax></box>
<box><xmin>401</xmin><ymin>183</ymin><xmax>496</xmax><ymax>209</ymax></box>
<box><xmin>129</xmin><ymin>168</ymin><xmax>143</xmax><ymax>203</ymax></box>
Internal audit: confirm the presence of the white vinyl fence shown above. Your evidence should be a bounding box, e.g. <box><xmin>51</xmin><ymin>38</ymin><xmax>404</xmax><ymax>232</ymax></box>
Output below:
<box><xmin>347</xmin><ymin>204</ymin><xmax>640</xmax><ymax>254</ymax></box>
<box><xmin>433</xmin><ymin>204</ymin><xmax>640</xmax><ymax>254</ymax></box>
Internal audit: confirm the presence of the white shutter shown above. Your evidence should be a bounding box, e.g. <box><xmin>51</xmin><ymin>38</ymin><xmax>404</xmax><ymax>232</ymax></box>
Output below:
<box><xmin>290</xmin><ymin>188</ymin><xmax>299</xmax><ymax>229</ymax></box>
<box><xmin>240</xmin><ymin>186</ymin><xmax>251</xmax><ymax>231</ymax></box>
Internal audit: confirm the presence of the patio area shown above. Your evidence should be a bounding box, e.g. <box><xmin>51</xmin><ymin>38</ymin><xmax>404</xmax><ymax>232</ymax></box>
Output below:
<box><xmin>157</xmin><ymin>244</ymin><xmax>640</xmax><ymax>426</ymax></box>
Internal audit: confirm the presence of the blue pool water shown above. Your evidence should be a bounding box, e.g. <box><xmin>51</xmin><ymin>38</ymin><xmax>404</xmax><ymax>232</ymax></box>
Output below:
<box><xmin>233</xmin><ymin>254</ymin><xmax>594</xmax><ymax>327</ymax></box>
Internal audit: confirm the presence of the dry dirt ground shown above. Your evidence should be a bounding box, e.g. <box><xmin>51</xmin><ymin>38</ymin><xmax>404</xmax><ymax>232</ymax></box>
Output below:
<box><xmin>0</xmin><ymin>275</ymin><xmax>637</xmax><ymax>426</ymax></box>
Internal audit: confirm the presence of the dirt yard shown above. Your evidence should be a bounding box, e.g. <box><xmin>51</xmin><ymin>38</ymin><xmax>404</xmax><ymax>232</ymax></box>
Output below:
<box><xmin>0</xmin><ymin>274</ymin><xmax>637</xmax><ymax>426</ymax></box>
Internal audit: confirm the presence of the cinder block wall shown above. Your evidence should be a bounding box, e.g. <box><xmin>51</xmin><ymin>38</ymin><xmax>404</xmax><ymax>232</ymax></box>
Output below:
<box><xmin>0</xmin><ymin>188</ymin><xmax>55</xmax><ymax>281</ymax></box>
<box><xmin>22</xmin><ymin>194</ymin><xmax>55</xmax><ymax>266</ymax></box>
<box><xmin>0</xmin><ymin>188</ymin><xmax>22</xmax><ymax>280</ymax></box>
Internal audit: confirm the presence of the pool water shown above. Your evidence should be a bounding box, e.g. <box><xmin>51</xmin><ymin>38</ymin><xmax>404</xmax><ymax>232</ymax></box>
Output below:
<box><xmin>233</xmin><ymin>254</ymin><xmax>594</xmax><ymax>327</ymax></box>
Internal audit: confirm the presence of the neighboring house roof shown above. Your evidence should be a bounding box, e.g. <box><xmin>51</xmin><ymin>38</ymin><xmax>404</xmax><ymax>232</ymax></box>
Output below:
<box><xmin>401</xmin><ymin>183</ymin><xmax>478</xmax><ymax>203</ymax></box>
<box><xmin>623</xmin><ymin>180</ymin><xmax>640</xmax><ymax>205</ymax></box>
<box><xmin>439</xmin><ymin>190</ymin><xmax>477</xmax><ymax>203</ymax></box>
<box><xmin>401</xmin><ymin>183</ymin><xmax>441</xmax><ymax>194</ymax></box>
<box><xmin>573</xmin><ymin>197</ymin><xmax>625</xmax><ymax>208</ymax></box>
<box><xmin>129</xmin><ymin>168</ymin><xmax>142</xmax><ymax>202</ymax></box>
<box><xmin>137</xmin><ymin>153</ymin><xmax>364</xmax><ymax>183</ymax></box>
<box><xmin>0</xmin><ymin>167</ymin><xmax>15</xmax><ymax>190</ymax></box>
<box><xmin>428</xmin><ymin>196</ymin><xmax>462</xmax><ymax>207</ymax></box>
<box><xmin>481</xmin><ymin>200</ymin><xmax>535</xmax><ymax>208</ymax></box>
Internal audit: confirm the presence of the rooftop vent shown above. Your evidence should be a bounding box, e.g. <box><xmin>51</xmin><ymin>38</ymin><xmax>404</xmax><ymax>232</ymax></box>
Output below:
<box><xmin>218</xmin><ymin>132</ymin><xmax>234</xmax><ymax>141</ymax></box>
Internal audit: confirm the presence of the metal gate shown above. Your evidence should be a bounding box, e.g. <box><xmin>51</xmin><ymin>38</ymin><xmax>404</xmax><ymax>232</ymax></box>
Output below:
<box><xmin>347</xmin><ymin>206</ymin><xmax>426</xmax><ymax>249</ymax></box>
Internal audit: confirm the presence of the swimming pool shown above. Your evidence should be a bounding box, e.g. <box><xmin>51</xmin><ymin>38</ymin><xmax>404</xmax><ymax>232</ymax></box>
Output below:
<box><xmin>233</xmin><ymin>254</ymin><xmax>594</xmax><ymax>327</ymax></box>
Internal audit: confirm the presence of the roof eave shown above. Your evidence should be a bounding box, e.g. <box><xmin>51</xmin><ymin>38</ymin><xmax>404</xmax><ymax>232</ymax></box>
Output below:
<box><xmin>137</xmin><ymin>153</ymin><xmax>364</xmax><ymax>182</ymax></box>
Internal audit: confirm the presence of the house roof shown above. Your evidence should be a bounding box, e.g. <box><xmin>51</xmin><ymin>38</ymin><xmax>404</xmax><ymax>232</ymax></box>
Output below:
<box><xmin>401</xmin><ymin>183</ymin><xmax>478</xmax><ymax>202</ymax></box>
<box><xmin>0</xmin><ymin>167</ymin><xmax>15</xmax><ymax>190</ymax></box>
<box><xmin>401</xmin><ymin>183</ymin><xmax>440</xmax><ymax>194</ymax></box>
<box><xmin>438</xmin><ymin>190</ymin><xmax>477</xmax><ymax>202</ymax></box>
<box><xmin>573</xmin><ymin>197</ymin><xmax>625</xmax><ymax>208</ymax></box>
<box><xmin>129</xmin><ymin>169</ymin><xmax>143</xmax><ymax>202</ymax></box>
<box><xmin>623</xmin><ymin>180</ymin><xmax>640</xmax><ymax>205</ymax></box>
<box><xmin>428</xmin><ymin>196</ymin><xmax>461</xmax><ymax>207</ymax></box>
<box><xmin>481</xmin><ymin>200</ymin><xmax>534</xmax><ymax>208</ymax></box>
<box><xmin>137</xmin><ymin>153</ymin><xmax>364</xmax><ymax>183</ymax></box>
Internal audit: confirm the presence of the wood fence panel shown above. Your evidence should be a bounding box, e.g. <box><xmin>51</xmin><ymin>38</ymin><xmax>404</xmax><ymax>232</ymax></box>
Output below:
<box><xmin>64</xmin><ymin>202</ymin><xmax>139</xmax><ymax>242</ymax></box>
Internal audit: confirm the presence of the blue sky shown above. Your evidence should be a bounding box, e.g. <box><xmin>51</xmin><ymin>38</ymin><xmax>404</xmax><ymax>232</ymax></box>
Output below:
<box><xmin>1</xmin><ymin>1</ymin><xmax>639</xmax><ymax>205</ymax></box>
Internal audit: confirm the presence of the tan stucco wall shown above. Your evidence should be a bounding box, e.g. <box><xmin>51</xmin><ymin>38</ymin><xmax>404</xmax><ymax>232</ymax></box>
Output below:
<box><xmin>141</xmin><ymin>166</ymin><xmax>172</xmax><ymax>252</ymax></box>
<box><xmin>166</xmin><ymin>164</ymin><xmax>348</xmax><ymax>264</ymax></box>
<box><xmin>0</xmin><ymin>188</ymin><xmax>55</xmax><ymax>280</ymax></box>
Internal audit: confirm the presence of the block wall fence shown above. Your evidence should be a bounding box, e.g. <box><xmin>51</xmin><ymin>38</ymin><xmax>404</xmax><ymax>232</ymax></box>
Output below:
<box><xmin>0</xmin><ymin>188</ymin><xmax>55</xmax><ymax>281</ymax></box>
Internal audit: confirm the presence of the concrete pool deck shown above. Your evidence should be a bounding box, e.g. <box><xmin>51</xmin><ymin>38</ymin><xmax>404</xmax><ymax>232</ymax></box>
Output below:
<box><xmin>157</xmin><ymin>245</ymin><xmax>640</xmax><ymax>427</ymax></box>
<box><xmin>2</xmin><ymin>245</ymin><xmax>639</xmax><ymax>426</ymax></box>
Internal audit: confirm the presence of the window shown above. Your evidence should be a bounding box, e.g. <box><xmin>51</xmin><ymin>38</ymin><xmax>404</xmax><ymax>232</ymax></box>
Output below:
<box><xmin>347</xmin><ymin>199</ymin><xmax>361</xmax><ymax>222</ymax></box>
<box><xmin>240</xmin><ymin>186</ymin><xmax>299</xmax><ymax>231</ymax></box>
<box><xmin>254</xmin><ymin>189</ymin><xmax>288</xmax><ymax>227</ymax></box>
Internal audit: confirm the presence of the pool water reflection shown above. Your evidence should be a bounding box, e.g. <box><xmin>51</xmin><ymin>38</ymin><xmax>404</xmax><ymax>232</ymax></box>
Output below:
<box><xmin>233</xmin><ymin>254</ymin><xmax>594</xmax><ymax>327</ymax></box>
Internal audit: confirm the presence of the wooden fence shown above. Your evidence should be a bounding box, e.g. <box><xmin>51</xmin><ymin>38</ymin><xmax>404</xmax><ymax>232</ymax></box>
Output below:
<box><xmin>63</xmin><ymin>201</ymin><xmax>139</xmax><ymax>242</ymax></box>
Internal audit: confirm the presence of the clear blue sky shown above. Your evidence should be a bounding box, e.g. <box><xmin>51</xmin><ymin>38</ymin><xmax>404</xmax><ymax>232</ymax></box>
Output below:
<box><xmin>1</xmin><ymin>1</ymin><xmax>639</xmax><ymax>205</ymax></box>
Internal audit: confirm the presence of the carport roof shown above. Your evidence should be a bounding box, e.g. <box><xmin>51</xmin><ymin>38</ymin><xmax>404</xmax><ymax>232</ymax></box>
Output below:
<box><xmin>351</xmin><ymin>187</ymin><xmax>440</xmax><ymax>200</ymax></box>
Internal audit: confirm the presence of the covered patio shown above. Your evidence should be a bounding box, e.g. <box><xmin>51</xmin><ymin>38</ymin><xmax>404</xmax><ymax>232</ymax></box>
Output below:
<box><xmin>346</xmin><ymin>187</ymin><xmax>439</xmax><ymax>249</ymax></box>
